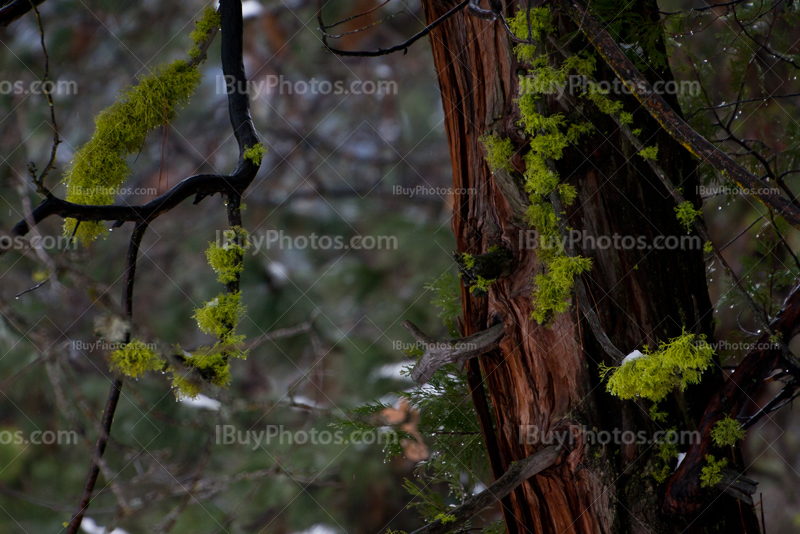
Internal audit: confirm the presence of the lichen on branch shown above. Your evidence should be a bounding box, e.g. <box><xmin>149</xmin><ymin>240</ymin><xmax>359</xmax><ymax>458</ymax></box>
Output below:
<box><xmin>63</xmin><ymin>8</ymin><xmax>221</xmax><ymax>244</ymax></box>
<box><xmin>599</xmin><ymin>331</ymin><xmax>714</xmax><ymax>402</ymax></box>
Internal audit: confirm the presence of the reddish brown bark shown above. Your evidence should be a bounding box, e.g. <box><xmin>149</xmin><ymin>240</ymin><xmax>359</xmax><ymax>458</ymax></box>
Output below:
<box><xmin>420</xmin><ymin>1</ymin><xmax>761</xmax><ymax>532</ymax></box>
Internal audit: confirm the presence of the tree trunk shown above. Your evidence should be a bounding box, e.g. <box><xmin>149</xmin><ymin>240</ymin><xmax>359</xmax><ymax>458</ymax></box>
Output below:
<box><xmin>420</xmin><ymin>1</ymin><xmax>761</xmax><ymax>532</ymax></box>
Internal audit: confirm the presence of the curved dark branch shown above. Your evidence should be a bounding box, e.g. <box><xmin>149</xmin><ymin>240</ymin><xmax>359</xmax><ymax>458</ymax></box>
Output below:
<box><xmin>8</xmin><ymin>0</ymin><xmax>260</xmax><ymax>243</ymax></box>
<box><xmin>0</xmin><ymin>0</ymin><xmax>46</xmax><ymax>27</ymax></box>
<box><xmin>317</xmin><ymin>0</ymin><xmax>469</xmax><ymax>57</ymax></box>
<box><xmin>664</xmin><ymin>284</ymin><xmax>800</xmax><ymax>515</ymax></box>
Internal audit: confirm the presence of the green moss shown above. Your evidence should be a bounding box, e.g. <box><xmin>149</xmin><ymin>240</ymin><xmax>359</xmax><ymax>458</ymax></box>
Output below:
<box><xmin>649</xmin><ymin>403</ymin><xmax>668</xmax><ymax>423</ymax></box>
<box><xmin>168</xmin><ymin>365</ymin><xmax>202</xmax><ymax>399</ymax></box>
<box><xmin>206</xmin><ymin>227</ymin><xmax>248</xmax><ymax>283</ymax></box>
<box><xmin>638</xmin><ymin>146</ymin><xmax>659</xmax><ymax>161</ymax></box>
<box><xmin>461</xmin><ymin>253</ymin><xmax>475</xmax><ymax>269</ymax></box>
<box><xmin>243</xmin><ymin>142</ymin><xmax>267</xmax><ymax>166</ymax></box>
<box><xmin>652</xmin><ymin>434</ymin><xmax>679</xmax><ymax>483</ymax></box>
<box><xmin>480</xmin><ymin>134</ymin><xmax>515</xmax><ymax>173</ymax></box>
<box><xmin>558</xmin><ymin>183</ymin><xmax>578</xmax><ymax>205</ymax></box>
<box><xmin>64</xmin><ymin>60</ymin><xmax>203</xmax><ymax>243</ymax></box>
<box><xmin>531</xmin><ymin>255</ymin><xmax>593</xmax><ymax>324</ymax></box>
<box><xmin>711</xmin><ymin>416</ymin><xmax>745</xmax><ymax>447</ymax></box>
<box><xmin>675</xmin><ymin>200</ymin><xmax>702</xmax><ymax>232</ymax></box>
<box><xmin>704</xmin><ymin>240</ymin><xmax>713</xmax><ymax>253</ymax></box>
<box><xmin>109</xmin><ymin>338</ymin><xmax>164</xmax><ymax>378</ymax></box>
<box><xmin>700</xmin><ymin>455</ymin><xmax>727</xmax><ymax>488</ymax></box>
<box><xmin>188</xmin><ymin>7</ymin><xmax>221</xmax><ymax>60</ymax></box>
<box><xmin>434</xmin><ymin>513</ymin><xmax>457</xmax><ymax>524</ymax></box>
<box><xmin>507</xmin><ymin>7</ymin><xmax>554</xmax><ymax>61</ymax></box>
<box><xmin>193</xmin><ymin>292</ymin><xmax>245</xmax><ymax>343</ymax></box>
<box><xmin>469</xmin><ymin>276</ymin><xmax>496</xmax><ymax>295</ymax></box>
<box><xmin>600</xmin><ymin>331</ymin><xmax>714</xmax><ymax>402</ymax></box>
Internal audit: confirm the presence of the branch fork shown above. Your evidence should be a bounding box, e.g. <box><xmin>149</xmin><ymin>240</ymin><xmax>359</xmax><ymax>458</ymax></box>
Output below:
<box><xmin>402</xmin><ymin>321</ymin><xmax>505</xmax><ymax>384</ymax></box>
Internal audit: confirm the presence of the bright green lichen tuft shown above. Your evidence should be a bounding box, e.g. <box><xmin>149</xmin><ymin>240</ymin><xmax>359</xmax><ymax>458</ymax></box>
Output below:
<box><xmin>700</xmin><ymin>455</ymin><xmax>727</xmax><ymax>488</ymax></box>
<box><xmin>638</xmin><ymin>146</ymin><xmax>659</xmax><ymax>161</ymax></box>
<box><xmin>188</xmin><ymin>7</ymin><xmax>221</xmax><ymax>60</ymax></box>
<box><xmin>469</xmin><ymin>276</ymin><xmax>496</xmax><ymax>295</ymax></box>
<box><xmin>206</xmin><ymin>227</ymin><xmax>248</xmax><ymax>284</ymax></box>
<box><xmin>193</xmin><ymin>292</ymin><xmax>245</xmax><ymax>343</ymax></box>
<box><xmin>109</xmin><ymin>338</ymin><xmax>164</xmax><ymax>378</ymax></box>
<box><xmin>649</xmin><ymin>403</ymin><xmax>668</xmax><ymax>423</ymax></box>
<box><xmin>243</xmin><ymin>142</ymin><xmax>267</xmax><ymax>166</ymax></box>
<box><xmin>704</xmin><ymin>240</ymin><xmax>713</xmax><ymax>253</ymax></box>
<box><xmin>711</xmin><ymin>416</ymin><xmax>746</xmax><ymax>447</ymax></box>
<box><xmin>507</xmin><ymin>7</ymin><xmax>554</xmax><ymax>61</ymax></box>
<box><xmin>675</xmin><ymin>200</ymin><xmax>702</xmax><ymax>232</ymax></box>
<box><xmin>600</xmin><ymin>331</ymin><xmax>714</xmax><ymax>402</ymax></box>
<box><xmin>461</xmin><ymin>253</ymin><xmax>475</xmax><ymax>269</ymax></box>
<box><xmin>64</xmin><ymin>60</ymin><xmax>203</xmax><ymax>244</ymax></box>
<box><xmin>531</xmin><ymin>256</ymin><xmax>593</xmax><ymax>324</ymax></box>
<box><xmin>480</xmin><ymin>134</ymin><xmax>515</xmax><ymax>172</ymax></box>
<box><xmin>434</xmin><ymin>513</ymin><xmax>457</xmax><ymax>524</ymax></box>
<box><xmin>168</xmin><ymin>366</ymin><xmax>202</xmax><ymax>399</ymax></box>
<box><xmin>652</xmin><ymin>434</ymin><xmax>679</xmax><ymax>483</ymax></box>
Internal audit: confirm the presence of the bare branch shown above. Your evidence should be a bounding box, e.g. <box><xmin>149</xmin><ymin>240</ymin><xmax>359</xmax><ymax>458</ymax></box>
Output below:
<box><xmin>561</xmin><ymin>0</ymin><xmax>800</xmax><ymax>229</ymax></box>
<box><xmin>403</xmin><ymin>321</ymin><xmax>505</xmax><ymax>384</ymax></box>
<box><xmin>317</xmin><ymin>0</ymin><xmax>469</xmax><ymax>57</ymax></box>
<box><xmin>407</xmin><ymin>445</ymin><xmax>561</xmax><ymax>534</ymax></box>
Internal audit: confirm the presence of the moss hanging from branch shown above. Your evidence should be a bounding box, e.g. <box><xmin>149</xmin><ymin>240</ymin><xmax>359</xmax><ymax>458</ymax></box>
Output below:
<box><xmin>108</xmin><ymin>338</ymin><xmax>164</xmax><ymax>378</ymax></box>
<box><xmin>599</xmin><ymin>331</ymin><xmax>714</xmax><ymax>402</ymax></box>
<box><xmin>509</xmin><ymin>15</ymin><xmax>595</xmax><ymax>324</ymax></box>
<box><xmin>63</xmin><ymin>8</ymin><xmax>221</xmax><ymax>244</ymax></box>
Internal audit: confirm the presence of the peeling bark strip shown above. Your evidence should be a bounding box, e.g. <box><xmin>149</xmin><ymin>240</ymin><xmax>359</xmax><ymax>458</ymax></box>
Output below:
<box><xmin>408</xmin><ymin>445</ymin><xmax>562</xmax><ymax>534</ymax></box>
<box><xmin>714</xmin><ymin>469</ymin><xmax>758</xmax><ymax>505</ymax></box>
<box><xmin>561</xmin><ymin>0</ymin><xmax>800</xmax><ymax>229</ymax></box>
<box><xmin>403</xmin><ymin>321</ymin><xmax>505</xmax><ymax>384</ymax></box>
<box><xmin>665</xmin><ymin>284</ymin><xmax>800</xmax><ymax>515</ymax></box>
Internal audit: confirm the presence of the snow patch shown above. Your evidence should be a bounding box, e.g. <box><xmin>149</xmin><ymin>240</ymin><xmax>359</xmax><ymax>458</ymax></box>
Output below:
<box><xmin>179</xmin><ymin>393</ymin><xmax>221</xmax><ymax>411</ymax></box>
<box><xmin>81</xmin><ymin>517</ymin><xmax>129</xmax><ymax>534</ymax></box>
<box><xmin>622</xmin><ymin>350</ymin><xmax>645</xmax><ymax>365</ymax></box>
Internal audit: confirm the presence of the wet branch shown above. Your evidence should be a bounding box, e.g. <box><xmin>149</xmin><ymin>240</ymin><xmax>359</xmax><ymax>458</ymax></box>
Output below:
<box><xmin>561</xmin><ymin>0</ymin><xmax>800</xmax><ymax>229</ymax></box>
<box><xmin>402</xmin><ymin>321</ymin><xmax>505</xmax><ymax>384</ymax></box>
<box><xmin>407</xmin><ymin>445</ymin><xmax>561</xmax><ymax>534</ymax></box>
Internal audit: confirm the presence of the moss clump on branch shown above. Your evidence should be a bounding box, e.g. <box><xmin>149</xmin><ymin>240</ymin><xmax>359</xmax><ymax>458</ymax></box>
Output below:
<box><xmin>193</xmin><ymin>292</ymin><xmax>245</xmax><ymax>344</ymax></box>
<box><xmin>599</xmin><ymin>331</ymin><xmax>714</xmax><ymax>402</ymax></box>
<box><xmin>675</xmin><ymin>200</ymin><xmax>702</xmax><ymax>232</ymax></box>
<box><xmin>63</xmin><ymin>8</ymin><xmax>220</xmax><ymax>244</ymax></box>
<box><xmin>700</xmin><ymin>455</ymin><xmax>727</xmax><ymax>488</ymax></box>
<box><xmin>167</xmin><ymin>365</ymin><xmax>202</xmax><ymax>399</ymax></box>
<box><xmin>188</xmin><ymin>7</ymin><xmax>221</xmax><ymax>60</ymax></box>
<box><xmin>243</xmin><ymin>142</ymin><xmax>267</xmax><ymax>166</ymax></box>
<box><xmin>652</xmin><ymin>434</ymin><xmax>679</xmax><ymax>483</ymax></box>
<box><xmin>711</xmin><ymin>416</ymin><xmax>746</xmax><ymax>447</ymax></box>
<box><xmin>469</xmin><ymin>275</ymin><xmax>496</xmax><ymax>295</ymax></box>
<box><xmin>108</xmin><ymin>339</ymin><xmax>164</xmax><ymax>378</ymax></box>
<box><xmin>638</xmin><ymin>146</ymin><xmax>659</xmax><ymax>161</ymax></box>
<box><xmin>206</xmin><ymin>227</ymin><xmax>249</xmax><ymax>283</ymax></box>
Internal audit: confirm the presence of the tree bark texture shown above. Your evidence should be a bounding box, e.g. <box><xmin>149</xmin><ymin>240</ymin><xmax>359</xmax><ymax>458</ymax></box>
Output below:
<box><xmin>420</xmin><ymin>1</ymin><xmax>761</xmax><ymax>532</ymax></box>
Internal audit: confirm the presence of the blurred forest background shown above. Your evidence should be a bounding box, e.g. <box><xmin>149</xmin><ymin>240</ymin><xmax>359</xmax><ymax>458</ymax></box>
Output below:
<box><xmin>0</xmin><ymin>0</ymin><xmax>798</xmax><ymax>533</ymax></box>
